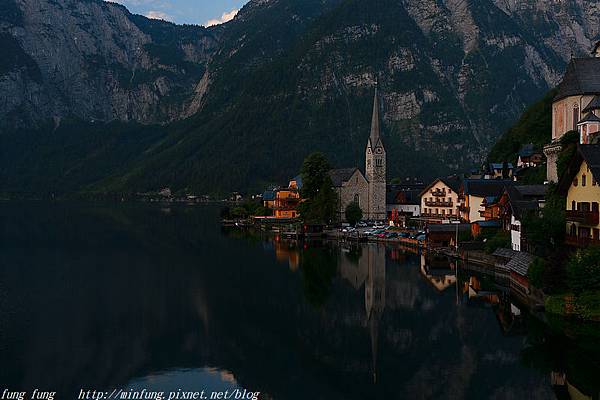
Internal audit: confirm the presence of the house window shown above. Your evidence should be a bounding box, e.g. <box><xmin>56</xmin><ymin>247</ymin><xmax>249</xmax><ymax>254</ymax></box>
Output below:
<box><xmin>572</xmin><ymin>200</ymin><xmax>576</xmax><ymax>211</ymax></box>
<box><xmin>573</xmin><ymin>177</ymin><xmax>578</xmax><ymax>187</ymax></box>
<box><xmin>442</xmin><ymin>209</ymin><xmax>445</xmax><ymax>215</ymax></box>
<box><xmin>582</xmin><ymin>174</ymin><xmax>587</xmax><ymax>186</ymax></box>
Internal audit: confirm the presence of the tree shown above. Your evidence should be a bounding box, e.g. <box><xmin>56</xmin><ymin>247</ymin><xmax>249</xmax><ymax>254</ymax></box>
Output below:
<box><xmin>567</xmin><ymin>246</ymin><xmax>600</xmax><ymax>295</ymax></box>
<box><xmin>298</xmin><ymin>152</ymin><xmax>338</xmax><ymax>224</ymax></box>
<box><xmin>345</xmin><ymin>201</ymin><xmax>363</xmax><ymax>226</ymax></box>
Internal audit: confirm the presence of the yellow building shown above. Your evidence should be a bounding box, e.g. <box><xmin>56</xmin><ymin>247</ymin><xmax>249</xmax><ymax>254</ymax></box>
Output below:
<box><xmin>558</xmin><ymin>145</ymin><xmax>600</xmax><ymax>247</ymax></box>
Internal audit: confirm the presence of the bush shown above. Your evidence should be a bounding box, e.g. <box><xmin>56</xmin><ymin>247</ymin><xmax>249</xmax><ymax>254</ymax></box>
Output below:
<box><xmin>528</xmin><ymin>257</ymin><xmax>545</xmax><ymax>288</ymax></box>
<box><xmin>567</xmin><ymin>246</ymin><xmax>600</xmax><ymax>295</ymax></box>
<box><xmin>484</xmin><ymin>231</ymin><xmax>510</xmax><ymax>253</ymax></box>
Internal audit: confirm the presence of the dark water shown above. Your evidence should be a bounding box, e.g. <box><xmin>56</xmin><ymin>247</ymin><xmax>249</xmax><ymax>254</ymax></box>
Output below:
<box><xmin>0</xmin><ymin>204</ymin><xmax>598</xmax><ymax>400</ymax></box>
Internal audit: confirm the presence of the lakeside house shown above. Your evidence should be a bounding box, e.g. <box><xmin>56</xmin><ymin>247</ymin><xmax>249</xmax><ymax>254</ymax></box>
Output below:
<box><xmin>486</xmin><ymin>163</ymin><xmax>514</xmax><ymax>179</ymax></box>
<box><xmin>386</xmin><ymin>182</ymin><xmax>424</xmax><ymax>226</ymax></box>
<box><xmin>262</xmin><ymin>176</ymin><xmax>302</xmax><ymax>219</ymax></box>
<box><xmin>544</xmin><ymin>42</ymin><xmax>600</xmax><ymax>182</ymax></box>
<box><xmin>558</xmin><ymin>144</ymin><xmax>600</xmax><ymax>247</ymax></box>
<box><xmin>516</xmin><ymin>144</ymin><xmax>543</xmax><ymax>168</ymax></box>
<box><xmin>498</xmin><ymin>185</ymin><xmax>547</xmax><ymax>252</ymax></box>
<box><xmin>419</xmin><ymin>176</ymin><xmax>461</xmax><ymax>223</ymax></box>
<box><xmin>458</xmin><ymin>179</ymin><xmax>512</xmax><ymax>223</ymax></box>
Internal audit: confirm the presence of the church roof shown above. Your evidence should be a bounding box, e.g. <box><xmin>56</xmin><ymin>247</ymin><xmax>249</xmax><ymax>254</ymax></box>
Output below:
<box><xmin>329</xmin><ymin>168</ymin><xmax>361</xmax><ymax>187</ymax></box>
<box><xmin>578</xmin><ymin>111</ymin><xmax>600</xmax><ymax>124</ymax></box>
<box><xmin>583</xmin><ymin>95</ymin><xmax>600</xmax><ymax>113</ymax></box>
<box><xmin>368</xmin><ymin>86</ymin><xmax>384</xmax><ymax>148</ymax></box>
<box><xmin>554</xmin><ymin>58</ymin><xmax>600</xmax><ymax>101</ymax></box>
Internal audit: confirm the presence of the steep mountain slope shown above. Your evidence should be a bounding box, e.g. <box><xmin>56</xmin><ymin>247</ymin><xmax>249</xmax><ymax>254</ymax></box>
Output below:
<box><xmin>1</xmin><ymin>0</ymin><xmax>599</xmax><ymax>195</ymax></box>
<box><xmin>0</xmin><ymin>0</ymin><xmax>218</xmax><ymax>130</ymax></box>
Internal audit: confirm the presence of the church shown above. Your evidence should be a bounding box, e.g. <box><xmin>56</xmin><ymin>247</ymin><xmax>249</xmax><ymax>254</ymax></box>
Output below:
<box><xmin>330</xmin><ymin>88</ymin><xmax>387</xmax><ymax>221</ymax></box>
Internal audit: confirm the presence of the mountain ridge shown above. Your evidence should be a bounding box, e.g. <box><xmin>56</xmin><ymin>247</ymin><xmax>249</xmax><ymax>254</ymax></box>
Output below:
<box><xmin>1</xmin><ymin>0</ymin><xmax>599</xmax><ymax>194</ymax></box>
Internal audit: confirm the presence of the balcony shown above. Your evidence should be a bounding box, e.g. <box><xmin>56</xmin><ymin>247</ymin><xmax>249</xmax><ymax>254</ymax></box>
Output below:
<box><xmin>424</xmin><ymin>200</ymin><xmax>453</xmax><ymax>207</ymax></box>
<box><xmin>431</xmin><ymin>189</ymin><xmax>447</xmax><ymax>197</ymax></box>
<box><xmin>565</xmin><ymin>210</ymin><xmax>599</xmax><ymax>226</ymax></box>
<box><xmin>565</xmin><ymin>234</ymin><xmax>600</xmax><ymax>248</ymax></box>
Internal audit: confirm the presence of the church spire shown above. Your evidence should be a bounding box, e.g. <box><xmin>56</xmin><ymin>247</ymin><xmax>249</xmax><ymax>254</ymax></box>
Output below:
<box><xmin>370</xmin><ymin>86</ymin><xmax>381</xmax><ymax>146</ymax></box>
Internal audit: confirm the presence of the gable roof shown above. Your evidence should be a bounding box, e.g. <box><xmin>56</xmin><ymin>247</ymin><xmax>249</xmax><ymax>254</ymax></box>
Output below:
<box><xmin>578</xmin><ymin>111</ymin><xmax>600</xmax><ymax>124</ymax></box>
<box><xmin>387</xmin><ymin>188</ymin><xmax>421</xmax><ymax>205</ymax></box>
<box><xmin>557</xmin><ymin>144</ymin><xmax>600</xmax><ymax>193</ymax></box>
<box><xmin>263</xmin><ymin>191</ymin><xmax>276</xmax><ymax>201</ymax></box>
<box><xmin>554</xmin><ymin>58</ymin><xmax>600</xmax><ymax>101</ymax></box>
<box><xmin>329</xmin><ymin>168</ymin><xmax>361</xmax><ymax>187</ymax></box>
<box><xmin>489</xmin><ymin>162</ymin><xmax>514</xmax><ymax>170</ymax></box>
<box><xmin>419</xmin><ymin>176</ymin><xmax>462</xmax><ymax>197</ymax></box>
<box><xmin>503</xmin><ymin>184</ymin><xmax>547</xmax><ymax>219</ymax></box>
<box><xmin>462</xmin><ymin>179</ymin><xmax>512</xmax><ymax>198</ymax></box>
<box><xmin>506</xmin><ymin>252</ymin><xmax>535</xmax><ymax>277</ymax></box>
<box><xmin>583</xmin><ymin>95</ymin><xmax>600</xmax><ymax>113</ymax></box>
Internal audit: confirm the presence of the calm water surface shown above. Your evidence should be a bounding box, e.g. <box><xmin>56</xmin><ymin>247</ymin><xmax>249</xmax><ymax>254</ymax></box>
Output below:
<box><xmin>0</xmin><ymin>203</ymin><xmax>598</xmax><ymax>400</ymax></box>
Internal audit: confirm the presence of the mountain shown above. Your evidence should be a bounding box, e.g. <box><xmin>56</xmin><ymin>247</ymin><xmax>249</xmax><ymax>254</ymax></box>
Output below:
<box><xmin>1</xmin><ymin>0</ymin><xmax>599</xmax><ymax>195</ymax></box>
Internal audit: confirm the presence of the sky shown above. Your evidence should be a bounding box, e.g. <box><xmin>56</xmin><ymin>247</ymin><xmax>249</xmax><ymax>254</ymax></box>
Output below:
<box><xmin>109</xmin><ymin>0</ymin><xmax>250</xmax><ymax>26</ymax></box>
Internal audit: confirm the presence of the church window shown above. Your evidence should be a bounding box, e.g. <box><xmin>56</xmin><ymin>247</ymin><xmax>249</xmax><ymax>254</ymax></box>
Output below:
<box><xmin>376</xmin><ymin>158</ymin><xmax>383</xmax><ymax>167</ymax></box>
<box><xmin>354</xmin><ymin>194</ymin><xmax>360</xmax><ymax>205</ymax></box>
<box><xmin>367</xmin><ymin>160</ymin><xmax>371</xmax><ymax>167</ymax></box>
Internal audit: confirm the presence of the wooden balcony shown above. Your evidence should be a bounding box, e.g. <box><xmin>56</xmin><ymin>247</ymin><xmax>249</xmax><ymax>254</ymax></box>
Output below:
<box><xmin>565</xmin><ymin>235</ymin><xmax>600</xmax><ymax>248</ymax></box>
<box><xmin>565</xmin><ymin>210</ymin><xmax>599</xmax><ymax>225</ymax></box>
<box><xmin>424</xmin><ymin>200</ymin><xmax>453</xmax><ymax>207</ymax></box>
<box><xmin>431</xmin><ymin>189</ymin><xmax>447</xmax><ymax>197</ymax></box>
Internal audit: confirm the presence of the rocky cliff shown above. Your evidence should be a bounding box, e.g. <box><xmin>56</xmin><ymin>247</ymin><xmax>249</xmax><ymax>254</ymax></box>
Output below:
<box><xmin>1</xmin><ymin>0</ymin><xmax>599</xmax><ymax>194</ymax></box>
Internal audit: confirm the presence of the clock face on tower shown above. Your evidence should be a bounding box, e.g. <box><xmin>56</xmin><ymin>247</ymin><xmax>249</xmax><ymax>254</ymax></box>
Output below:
<box><xmin>376</xmin><ymin>148</ymin><xmax>382</xmax><ymax>154</ymax></box>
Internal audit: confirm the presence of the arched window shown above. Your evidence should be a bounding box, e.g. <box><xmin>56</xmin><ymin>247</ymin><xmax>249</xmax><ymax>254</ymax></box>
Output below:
<box><xmin>354</xmin><ymin>194</ymin><xmax>360</xmax><ymax>205</ymax></box>
<box><xmin>573</xmin><ymin>177</ymin><xmax>578</xmax><ymax>187</ymax></box>
<box><xmin>572</xmin><ymin>200</ymin><xmax>576</xmax><ymax>210</ymax></box>
<box><xmin>582</xmin><ymin>174</ymin><xmax>587</xmax><ymax>186</ymax></box>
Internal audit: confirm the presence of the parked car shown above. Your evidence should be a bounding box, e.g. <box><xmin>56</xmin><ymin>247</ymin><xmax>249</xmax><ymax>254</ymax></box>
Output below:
<box><xmin>385</xmin><ymin>232</ymin><xmax>399</xmax><ymax>239</ymax></box>
<box><xmin>416</xmin><ymin>234</ymin><xmax>426</xmax><ymax>241</ymax></box>
<box><xmin>398</xmin><ymin>232</ymin><xmax>410</xmax><ymax>238</ymax></box>
<box><xmin>356</xmin><ymin>221</ymin><xmax>368</xmax><ymax>228</ymax></box>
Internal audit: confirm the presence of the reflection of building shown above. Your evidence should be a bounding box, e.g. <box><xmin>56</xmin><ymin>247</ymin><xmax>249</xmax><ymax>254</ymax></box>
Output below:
<box><xmin>273</xmin><ymin>238</ymin><xmax>300</xmax><ymax>271</ymax></box>
<box><xmin>420</xmin><ymin>255</ymin><xmax>457</xmax><ymax>292</ymax></box>
<box><xmin>338</xmin><ymin>243</ymin><xmax>386</xmax><ymax>383</ymax></box>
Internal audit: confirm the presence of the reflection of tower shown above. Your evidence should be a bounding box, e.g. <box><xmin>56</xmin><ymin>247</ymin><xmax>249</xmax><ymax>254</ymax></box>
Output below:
<box><xmin>364</xmin><ymin>243</ymin><xmax>385</xmax><ymax>383</ymax></box>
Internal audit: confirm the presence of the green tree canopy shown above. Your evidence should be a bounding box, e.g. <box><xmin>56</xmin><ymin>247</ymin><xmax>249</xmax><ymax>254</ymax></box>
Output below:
<box><xmin>298</xmin><ymin>152</ymin><xmax>338</xmax><ymax>224</ymax></box>
<box><xmin>345</xmin><ymin>201</ymin><xmax>363</xmax><ymax>226</ymax></box>
<box><xmin>568</xmin><ymin>246</ymin><xmax>600</xmax><ymax>295</ymax></box>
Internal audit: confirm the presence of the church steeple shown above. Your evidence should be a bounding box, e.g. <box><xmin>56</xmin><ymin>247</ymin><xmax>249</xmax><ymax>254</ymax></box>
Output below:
<box><xmin>369</xmin><ymin>86</ymin><xmax>382</xmax><ymax>147</ymax></box>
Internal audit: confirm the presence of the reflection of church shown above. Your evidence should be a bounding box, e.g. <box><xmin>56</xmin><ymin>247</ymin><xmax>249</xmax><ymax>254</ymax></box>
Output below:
<box><xmin>339</xmin><ymin>243</ymin><xmax>386</xmax><ymax>382</ymax></box>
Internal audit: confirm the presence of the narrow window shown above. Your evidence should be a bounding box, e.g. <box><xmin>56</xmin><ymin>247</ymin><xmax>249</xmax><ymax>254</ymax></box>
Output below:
<box><xmin>582</xmin><ymin>174</ymin><xmax>587</xmax><ymax>186</ymax></box>
<box><xmin>573</xmin><ymin>105</ymin><xmax>580</xmax><ymax>130</ymax></box>
<box><xmin>573</xmin><ymin>177</ymin><xmax>578</xmax><ymax>187</ymax></box>
<box><xmin>354</xmin><ymin>194</ymin><xmax>360</xmax><ymax>205</ymax></box>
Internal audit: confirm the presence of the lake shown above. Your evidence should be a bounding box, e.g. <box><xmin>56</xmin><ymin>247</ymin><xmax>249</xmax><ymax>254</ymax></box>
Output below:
<box><xmin>0</xmin><ymin>203</ymin><xmax>598</xmax><ymax>400</ymax></box>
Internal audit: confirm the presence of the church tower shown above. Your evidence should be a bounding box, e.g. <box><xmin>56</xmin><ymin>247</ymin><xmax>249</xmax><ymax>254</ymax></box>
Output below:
<box><xmin>365</xmin><ymin>87</ymin><xmax>387</xmax><ymax>221</ymax></box>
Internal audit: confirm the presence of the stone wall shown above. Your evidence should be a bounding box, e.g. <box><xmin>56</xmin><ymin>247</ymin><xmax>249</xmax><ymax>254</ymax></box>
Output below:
<box><xmin>336</xmin><ymin>170</ymin><xmax>369</xmax><ymax>222</ymax></box>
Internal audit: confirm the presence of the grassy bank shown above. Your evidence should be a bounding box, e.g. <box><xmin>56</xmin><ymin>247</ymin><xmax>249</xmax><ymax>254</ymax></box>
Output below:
<box><xmin>545</xmin><ymin>291</ymin><xmax>600</xmax><ymax>322</ymax></box>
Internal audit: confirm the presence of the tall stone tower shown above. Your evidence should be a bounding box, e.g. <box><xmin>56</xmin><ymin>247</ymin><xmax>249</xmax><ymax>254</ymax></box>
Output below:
<box><xmin>365</xmin><ymin>87</ymin><xmax>387</xmax><ymax>221</ymax></box>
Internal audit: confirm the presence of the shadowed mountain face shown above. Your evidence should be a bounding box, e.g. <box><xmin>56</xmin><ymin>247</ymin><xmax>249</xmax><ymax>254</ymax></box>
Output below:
<box><xmin>1</xmin><ymin>0</ymin><xmax>599</xmax><ymax>193</ymax></box>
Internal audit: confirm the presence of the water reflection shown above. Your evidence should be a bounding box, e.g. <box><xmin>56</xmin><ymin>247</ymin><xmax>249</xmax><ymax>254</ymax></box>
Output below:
<box><xmin>0</xmin><ymin>204</ymin><xmax>598</xmax><ymax>400</ymax></box>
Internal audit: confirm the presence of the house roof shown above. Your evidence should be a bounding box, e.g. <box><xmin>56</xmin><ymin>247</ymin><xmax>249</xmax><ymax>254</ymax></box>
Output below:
<box><xmin>474</xmin><ymin>220</ymin><xmax>501</xmax><ymax>228</ymax></box>
<box><xmin>554</xmin><ymin>58</ymin><xmax>600</xmax><ymax>101</ymax></box>
<box><xmin>262</xmin><ymin>191</ymin><xmax>276</xmax><ymax>201</ymax></box>
<box><xmin>493</xmin><ymin>248</ymin><xmax>518</xmax><ymax>259</ymax></box>
<box><xmin>427</xmin><ymin>223</ymin><xmax>471</xmax><ymax>233</ymax></box>
<box><xmin>583</xmin><ymin>96</ymin><xmax>600</xmax><ymax>113</ymax></box>
<box><xmin>462</xmin><ymin>179</ymin><xmax>512</xmax><ymax>198</ymax></box>
<box><xmin>506</xmin><ymin>252</ymin><xmax>535</xmax><ymax>276</ymax></box>
<box><xmin>387</xmin><ymin>188</ymin><xmax>421</xmax><ymax>205</ymax></box>
<box><xmin>329</xmin><ymin>168</ymin><xmax>361</xmax><ymax>187</ymax></box>
<box><xmin>489</xmin><ymin>163</ymin><xmax>514</xmax><ymax>170</ymax></box>
<box><xmin>558</xmin><ymin>144</ymin><xmax>600</xmax><ymax>193</ymax></box>
<box><xmin>578</xmin><ymin>111</ymin><xmax>600</xmax><ymax>124</ymax></box>
<box><xmin>420</xmin><ymin>176</ymin><xmax>462</xmax><ymax>197</ymax></box>
<box><xmin>503</xmin><ymin>184</ymin><xmax>547</xmax><ymax>219</ymax></box>
<box><xmin>292</xmin><ymin>174</ymin><xmax>303</xmax><ymax>189</ymax></box>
